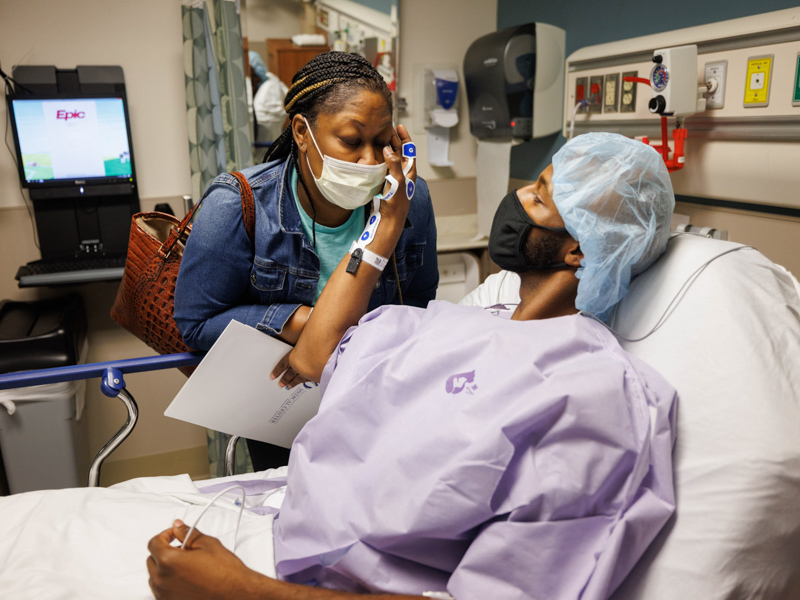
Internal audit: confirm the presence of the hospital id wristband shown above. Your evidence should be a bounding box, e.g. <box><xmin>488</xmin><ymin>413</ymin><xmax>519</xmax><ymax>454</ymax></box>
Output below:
<box><xmin>346</xmin><ymin>242</ymin><xmax>388</xmax><ymax>273</ymax></box>
<box><xmin>361</xmin><ymin>247</ymin><xmax>389</xmax><ymax>271</ymax></box>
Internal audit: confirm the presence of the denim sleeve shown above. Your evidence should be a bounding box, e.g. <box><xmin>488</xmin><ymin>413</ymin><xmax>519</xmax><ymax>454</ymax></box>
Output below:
<box><xmin>174</xmin><ymin>177</ymin><xmax>301</xmax><ymax>351</ymax></box>
<box><xmin>402</xmin><ymin>178</ymin><xmax>439</xmax><ymax>309</ymax></box>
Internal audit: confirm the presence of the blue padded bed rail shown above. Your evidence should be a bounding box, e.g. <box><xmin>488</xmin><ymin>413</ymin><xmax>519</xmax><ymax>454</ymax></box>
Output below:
<box><xmin>0</xmin><ymin>352</ymin><xmax>205</xmax><ymax>487</ymax></box>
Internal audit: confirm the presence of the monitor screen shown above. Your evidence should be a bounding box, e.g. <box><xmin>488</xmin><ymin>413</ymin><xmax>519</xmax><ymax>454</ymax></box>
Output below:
<box><xmin>8</xmin><ymin>96</ymin><xmax>135</xmax><ymax>188</ymax></box>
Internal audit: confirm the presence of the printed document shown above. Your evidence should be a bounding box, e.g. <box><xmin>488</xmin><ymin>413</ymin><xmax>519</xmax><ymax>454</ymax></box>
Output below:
<box><xmin>165</xmin><ymin>321</ymin><xmax>321</xmax><ymax>448</ymax></box>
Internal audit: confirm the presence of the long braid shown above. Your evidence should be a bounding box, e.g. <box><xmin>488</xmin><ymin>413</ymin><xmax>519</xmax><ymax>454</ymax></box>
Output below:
<box><xmin>264</xmin><ymin>51</ymin><xmax>393</xmax><ymax>248</ymax></box>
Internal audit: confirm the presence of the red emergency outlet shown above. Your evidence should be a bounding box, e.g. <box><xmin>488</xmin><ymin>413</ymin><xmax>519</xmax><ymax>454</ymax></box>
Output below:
<box><xmin>590</xmin><ymin>82</ymin><xmax>601</xmax><ymax>94</ymax></box>
<box><xmin>576</xmin><ymin>84</ymin><xmax>585</xmax><ymax>101</ymax></box>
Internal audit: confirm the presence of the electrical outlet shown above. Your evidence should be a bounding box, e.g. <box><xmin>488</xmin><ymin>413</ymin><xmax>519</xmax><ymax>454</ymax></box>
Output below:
<box><xmin>704</xmin><ymin>60</ymin><xmax>727</xmax><ymax>109</ymax></box>
<box><xmin>620</xmin><ymin>71</ymin><xmax>637</xmax><ymax>113</ymax></box>
<box><xmin>604</xmin><ymin>73</ymin><xmax>620</xmax><ymax>113</ymax></box>
<box><xmin>589</xmin><ymin>76</ymin><xmax>603</xmax><ymax>113</ymax></box>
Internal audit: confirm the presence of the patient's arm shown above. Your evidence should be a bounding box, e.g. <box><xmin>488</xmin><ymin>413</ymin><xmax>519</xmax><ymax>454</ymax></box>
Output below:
<box><xmin>274</xmin><ymin>125</ymin><xmax>415</xmax><ymax>386</ymax></box>
<box><xmin>147</xmin><ymin>521</ymin><xmax>428</xmax><ymax>600</ymax></box>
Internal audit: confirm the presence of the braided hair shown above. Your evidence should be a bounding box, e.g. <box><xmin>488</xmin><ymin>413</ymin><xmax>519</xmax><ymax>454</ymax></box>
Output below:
<box><xmin>264</xmin><ymin>52</ymin><xmax>393</xmax><ymax>246</ymax></box>
<box><xmin>265</xmin><ymin>51</ymin><xmax>392</xmax><ymax>164</ymax></box>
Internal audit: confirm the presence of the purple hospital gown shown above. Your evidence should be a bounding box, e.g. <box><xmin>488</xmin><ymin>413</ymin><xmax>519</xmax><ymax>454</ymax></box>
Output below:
<box><xmin>273</xmin><ymin>301</ymin><xmax>677</xmax><ymax>600</ymax></box>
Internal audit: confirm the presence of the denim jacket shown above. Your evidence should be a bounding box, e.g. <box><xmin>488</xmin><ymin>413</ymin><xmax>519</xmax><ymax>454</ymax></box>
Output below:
<box><xmin>174</xmin><ymin>156</ymin><xmax>439</xmax><ymax>351</ymax></box>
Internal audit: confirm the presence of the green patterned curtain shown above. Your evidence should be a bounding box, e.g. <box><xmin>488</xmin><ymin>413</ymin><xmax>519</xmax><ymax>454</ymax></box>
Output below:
<box><xmin>182</xmin><ymin>0</ymin><xmax>253</xmax><ymax>202</ymax></box>
<box><xmin>182</xmin><ymin>0</ymin><xmax>254</xmax><ymax>477</ymax></box>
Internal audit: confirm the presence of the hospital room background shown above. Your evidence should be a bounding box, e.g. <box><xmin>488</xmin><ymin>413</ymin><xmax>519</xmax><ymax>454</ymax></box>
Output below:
<box><xmin>0</xmin><ymin>0</ymin><xmax>799</xmax><ymax>489</ymax></box>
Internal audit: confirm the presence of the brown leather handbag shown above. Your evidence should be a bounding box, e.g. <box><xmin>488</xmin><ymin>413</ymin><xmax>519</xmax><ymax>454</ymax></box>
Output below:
<box><xmin>111</xmin><ymin>172</ymin><xmax>255</xmax><ymax>362</ymax></box>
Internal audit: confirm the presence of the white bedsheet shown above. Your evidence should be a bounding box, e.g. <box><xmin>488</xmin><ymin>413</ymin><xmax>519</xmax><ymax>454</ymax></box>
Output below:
<box><xmin>0</xmin><ymin>469</ymin><xmax>285</xmax><ymax>600</ymax></box>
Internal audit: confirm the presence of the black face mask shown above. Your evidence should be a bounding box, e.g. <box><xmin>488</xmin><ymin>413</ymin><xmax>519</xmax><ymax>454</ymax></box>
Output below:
<box><xmin>488</xmin><ymin>190</ymin><xmax>571</xmax><ymax>273</ymax></box>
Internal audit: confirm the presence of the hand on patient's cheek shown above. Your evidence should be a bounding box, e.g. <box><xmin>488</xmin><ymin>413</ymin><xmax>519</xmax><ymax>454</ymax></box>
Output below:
<box><xmin>146</xmin><ymin>520</ymin><xmax>265</xmax><ymax>600</ymax></box>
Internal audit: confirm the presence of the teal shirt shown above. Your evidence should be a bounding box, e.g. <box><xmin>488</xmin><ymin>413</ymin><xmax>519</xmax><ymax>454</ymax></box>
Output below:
<box><xmin>291</xmin><ymin>168</ymin><xmax>365</xmax><ymax>304</ymax></box>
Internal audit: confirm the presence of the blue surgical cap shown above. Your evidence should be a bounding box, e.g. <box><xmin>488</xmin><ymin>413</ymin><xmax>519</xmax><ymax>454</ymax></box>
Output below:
<box><xmin>249</xmin><ymin>51</ymin><xmax>268</xmax><ymax>83</ymax></box>
<box><xmin>552</xmin><ymin>132</ymin><xmax>675</xmax><ymax>321</ymax></box>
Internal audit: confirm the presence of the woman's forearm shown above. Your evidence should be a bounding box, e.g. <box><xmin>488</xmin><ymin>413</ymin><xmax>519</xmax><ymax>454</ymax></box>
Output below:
<box><xmin>286</xmin><ymin>134</ymin><xmax>415</xmax><ymax>382</ymax></box>
<box><xmin>290</xmin><ymin>212</ymin><xmax>405</xmax><ymax>381</ymax></box>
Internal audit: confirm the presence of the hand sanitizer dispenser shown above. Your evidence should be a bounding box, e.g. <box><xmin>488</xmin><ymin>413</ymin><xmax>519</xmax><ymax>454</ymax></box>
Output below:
<box><xmin>464</xmin><ymin>22</ymin><xmax>565</xmax><ymax>140</ymax></box>
<box><xmin>423</xmin><ymin>68</ymin><xmax>459</xmax><ymax>167</ymax></box>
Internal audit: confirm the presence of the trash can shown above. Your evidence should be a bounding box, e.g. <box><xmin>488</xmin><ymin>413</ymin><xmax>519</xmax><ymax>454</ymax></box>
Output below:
<box><xmin>0</xmin><ymin>295</ymin><xmax>88</xmax><ymax>495</ymax></box>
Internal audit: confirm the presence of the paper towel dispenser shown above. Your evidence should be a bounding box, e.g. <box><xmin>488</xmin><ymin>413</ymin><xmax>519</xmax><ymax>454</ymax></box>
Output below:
<box><xmin>464</xmin><ymin>22</ymin><xmax>565</xmax><ymax>140</ymax></box>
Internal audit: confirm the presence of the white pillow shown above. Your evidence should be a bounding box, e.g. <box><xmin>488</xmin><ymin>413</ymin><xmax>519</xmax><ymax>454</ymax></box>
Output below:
<box><xmin>461</xmin><ymin>235</ymin><xmax>800</xmax><ymax>600</ymax></box>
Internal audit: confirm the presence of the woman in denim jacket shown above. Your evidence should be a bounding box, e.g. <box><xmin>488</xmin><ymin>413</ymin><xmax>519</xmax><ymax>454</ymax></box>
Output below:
<box><xmin>174</xmin><ymin>52</ymin><xmax>438</xmax><ymax>470</ymax></box>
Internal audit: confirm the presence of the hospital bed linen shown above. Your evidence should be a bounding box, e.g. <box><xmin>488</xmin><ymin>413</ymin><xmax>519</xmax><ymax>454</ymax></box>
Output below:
<box><xmin>274</xmin><ymin>302</ymin><xmax>678</xmax><ymax>599</ymax></box>
<box><xmin>0</xmin><ymin>468</ymin><xmax>286</xmax><ymax>600</ymax></box>
<box><xmin>461</xmin><ymin>235</ymin><xmax>800</xmax><ymax>600</ymax></box>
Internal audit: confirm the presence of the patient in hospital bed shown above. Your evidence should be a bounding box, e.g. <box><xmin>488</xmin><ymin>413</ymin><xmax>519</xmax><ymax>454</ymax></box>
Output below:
<box><xmin>146</xmin><ymin>132</ymin><xmax>676</xmax><ymax>600</ymax></box>
<box><xmin>3</xmin><ymin>132</ymin><xmax>766</xmax><ymax>600</ymax></box>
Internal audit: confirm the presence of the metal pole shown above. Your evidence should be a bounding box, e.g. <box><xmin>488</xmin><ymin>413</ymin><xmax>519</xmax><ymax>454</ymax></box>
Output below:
<box><xmin>87</xmin><ymin>388</ymin><xmax>139</xmax><ymax>487</ymax></box>
<box><xmin>225</xmin><ymin>435</ymin><xmax>240</xmax><ymax>477</ymax></box>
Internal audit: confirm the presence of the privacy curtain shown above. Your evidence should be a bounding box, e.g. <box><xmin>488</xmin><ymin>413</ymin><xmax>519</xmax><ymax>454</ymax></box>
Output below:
<box><xmin>182</xmin><ymin>0</ymin><xmax>253</xmax><ymax>203</ymax></box>
<box><xmin>182</xmin><ymin>0</ymin><xmax>254</xmax><ymax>477</ymax></box>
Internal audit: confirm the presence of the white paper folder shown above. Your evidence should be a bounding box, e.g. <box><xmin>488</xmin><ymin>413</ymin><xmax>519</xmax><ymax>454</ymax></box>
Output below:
<box><xmin>164</xmin><ymin>321</ymin><xmax>322</xmax><ymax>448</ymax></box>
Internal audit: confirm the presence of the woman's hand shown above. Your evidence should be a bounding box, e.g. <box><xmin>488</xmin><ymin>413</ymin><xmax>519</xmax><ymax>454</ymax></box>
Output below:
<box><xmin>271</xmin><ymin>349</ymin><xmax>312</xmax><ymax>389</ymax></box>
<box><xmin>378</xmin><ymin>124</ymin><xmax>415</xmax><ymax>225</ymax></box>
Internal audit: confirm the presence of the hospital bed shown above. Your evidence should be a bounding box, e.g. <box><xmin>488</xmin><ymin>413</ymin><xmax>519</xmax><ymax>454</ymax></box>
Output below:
<box><xmin>0</xmin><ymin>233</ymin><xmax>798</xmax><ymax>599</ymax></box>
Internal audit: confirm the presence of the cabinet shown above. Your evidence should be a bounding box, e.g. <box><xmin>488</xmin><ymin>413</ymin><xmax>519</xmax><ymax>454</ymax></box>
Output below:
<box><xmin>266</xmin><ymin>39</ymin><xmax>331</xmax><ymax>89</ymax></box>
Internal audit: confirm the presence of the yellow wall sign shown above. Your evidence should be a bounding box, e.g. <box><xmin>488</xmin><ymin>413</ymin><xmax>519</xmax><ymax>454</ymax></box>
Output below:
<box><xmin>744</xmin><ymin>55</ymin><xmax>773</xmax><ymax>107</ymax></box>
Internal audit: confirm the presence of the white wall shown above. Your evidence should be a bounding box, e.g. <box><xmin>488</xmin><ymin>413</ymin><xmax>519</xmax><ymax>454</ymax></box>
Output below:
<box><xmin>245</xmin><ymin>0</ymin><xmax>305</xmax><ymax>60</ymax></box>
<box><xmin>0</xmin><ymin>0</ymin><xmax>193</xmax><ymax>209</ymax></box>
<box><xmin>398</xmin><ymin>0</ymin><xmax>497</xmax><ymax>185</ymax></box>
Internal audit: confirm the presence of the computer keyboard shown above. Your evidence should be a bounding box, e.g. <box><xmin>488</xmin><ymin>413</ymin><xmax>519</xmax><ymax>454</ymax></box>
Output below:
<box><xmin>16</xmin><ymin>256</ymin><xmax>127</xmax><ymax>287</ymax></box>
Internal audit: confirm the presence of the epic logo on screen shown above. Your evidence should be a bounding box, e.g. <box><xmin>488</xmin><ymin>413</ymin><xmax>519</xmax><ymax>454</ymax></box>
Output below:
<box><xmin>56</xmin><ymin>110</ymin><xmax>86</xmax><ymax>120</ymax></box>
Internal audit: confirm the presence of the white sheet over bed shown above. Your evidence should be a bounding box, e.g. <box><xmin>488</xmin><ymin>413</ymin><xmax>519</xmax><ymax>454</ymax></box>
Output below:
<box><xmin>0</xmin><ymin>470</ymin><xmax>285</xmax><ymax>600</ymax></box>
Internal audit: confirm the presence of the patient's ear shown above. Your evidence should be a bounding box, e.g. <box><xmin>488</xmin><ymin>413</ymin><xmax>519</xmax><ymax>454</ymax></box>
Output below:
<box><xmin>564</xmin><ymin>241</ymin><xmax>583</xmax><ymax>268</ymax></box>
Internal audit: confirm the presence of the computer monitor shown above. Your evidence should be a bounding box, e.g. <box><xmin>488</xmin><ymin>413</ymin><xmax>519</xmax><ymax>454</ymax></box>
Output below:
<box><xmin>6</xmin><ymin>94</ymin><xmax>137</xmax><ymax>199</ymax></box>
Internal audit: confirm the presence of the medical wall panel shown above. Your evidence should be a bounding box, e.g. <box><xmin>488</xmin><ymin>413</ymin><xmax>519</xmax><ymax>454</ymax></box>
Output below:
<box><xmin>562</xmin><ymin>8</ymin><xmax>800</xmax><ymax>210</ymax></box>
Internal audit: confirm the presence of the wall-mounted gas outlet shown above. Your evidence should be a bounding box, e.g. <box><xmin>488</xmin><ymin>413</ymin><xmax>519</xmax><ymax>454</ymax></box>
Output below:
<box><xmin>575</xmin><ymin>77</ymin><xmax>588</xmax><ymax>113</ymax></box>
<box><xmin>704</xmin><ymin>60</ymin><xmax>727</xmax><ymax>109</ymax></box>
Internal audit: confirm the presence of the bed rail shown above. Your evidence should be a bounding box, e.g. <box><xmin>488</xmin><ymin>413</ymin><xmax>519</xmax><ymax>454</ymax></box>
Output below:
<box><xmin>0</xmin><ymin>352</ymin><xmax>205</xmax><ymax>487</ymax></box>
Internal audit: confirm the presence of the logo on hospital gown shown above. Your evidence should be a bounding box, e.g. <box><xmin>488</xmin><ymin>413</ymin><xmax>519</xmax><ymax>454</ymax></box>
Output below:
<box><xmin>445</xmin><ymin>370</ymin><xmax>477</xmax><ymax>396</ymax></box>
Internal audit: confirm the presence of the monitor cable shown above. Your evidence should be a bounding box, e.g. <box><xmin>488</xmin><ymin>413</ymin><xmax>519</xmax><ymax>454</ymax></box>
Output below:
<box><xmin>581</xmin><ymin>235</ymin><xmax>754</xmax><ymax>342</ymax></box>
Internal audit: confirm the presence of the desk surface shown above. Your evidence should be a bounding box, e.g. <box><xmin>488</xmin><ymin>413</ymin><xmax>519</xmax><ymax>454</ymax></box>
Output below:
<box><xmin>435</xmin><ymin>214</ymin><xmax>488</xmax><ymax>253</ymax></box>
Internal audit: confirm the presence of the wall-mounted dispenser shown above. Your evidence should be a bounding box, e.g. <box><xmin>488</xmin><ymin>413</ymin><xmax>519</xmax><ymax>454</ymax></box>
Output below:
<box><xmin>423</xmin><ymin>67</ymin><xmax>459</xmax><ymax>166</ymax></box>
<box><xmin>463</xmin><ymin>22</ymin><xmax>566</xmax><ymax>140</ymax></box>
<box><xmin>463</xmin><ymin>22</ymin><xmax>565</xmax><ymax>239</ymax></box>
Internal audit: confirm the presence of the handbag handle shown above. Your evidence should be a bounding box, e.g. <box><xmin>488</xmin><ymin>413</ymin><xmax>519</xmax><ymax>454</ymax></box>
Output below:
<box><xmin>230</xmin><ymin>171</ymin><xmax>256</xmax><ymax>247</ymax></box>
<box><xmin>161</xmin><ymin>171</ymin><xmax>256</xmax><ymax>256</ymax></box>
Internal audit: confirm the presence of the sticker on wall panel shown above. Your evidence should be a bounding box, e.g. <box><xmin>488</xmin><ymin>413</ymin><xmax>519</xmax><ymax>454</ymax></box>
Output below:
<box><xmin>744</xmin><ymin>54</ymin><xmax>773</xmax><ymax>108</ymax></box>
<box><xmin>793</xmin><ymin>52</ymin><xmax>800</xmax><ymax>107</ymax></box>
<box><xmin>621</xmin><ymin>71</ymin><xmax>637</xmax><ymax>113</ymax></box>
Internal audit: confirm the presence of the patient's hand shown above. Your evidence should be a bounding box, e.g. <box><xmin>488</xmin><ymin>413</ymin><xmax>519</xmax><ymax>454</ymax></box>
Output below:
<box><xmin>147</xmin><ymin>521</ymin><xmax>429</xmax><ymax>600</ymax></box>
<box><xmin>147</xmin><ymin>520</ymin><xmax>265</xmax><ymax>600</ymax></box>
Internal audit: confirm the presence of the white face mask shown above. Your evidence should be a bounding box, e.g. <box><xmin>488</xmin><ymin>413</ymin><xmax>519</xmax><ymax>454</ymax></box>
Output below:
<box><xmin>303</xmin><ymin>116</ymin><xmax>388</xmax><ymax>210</ymax></box>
